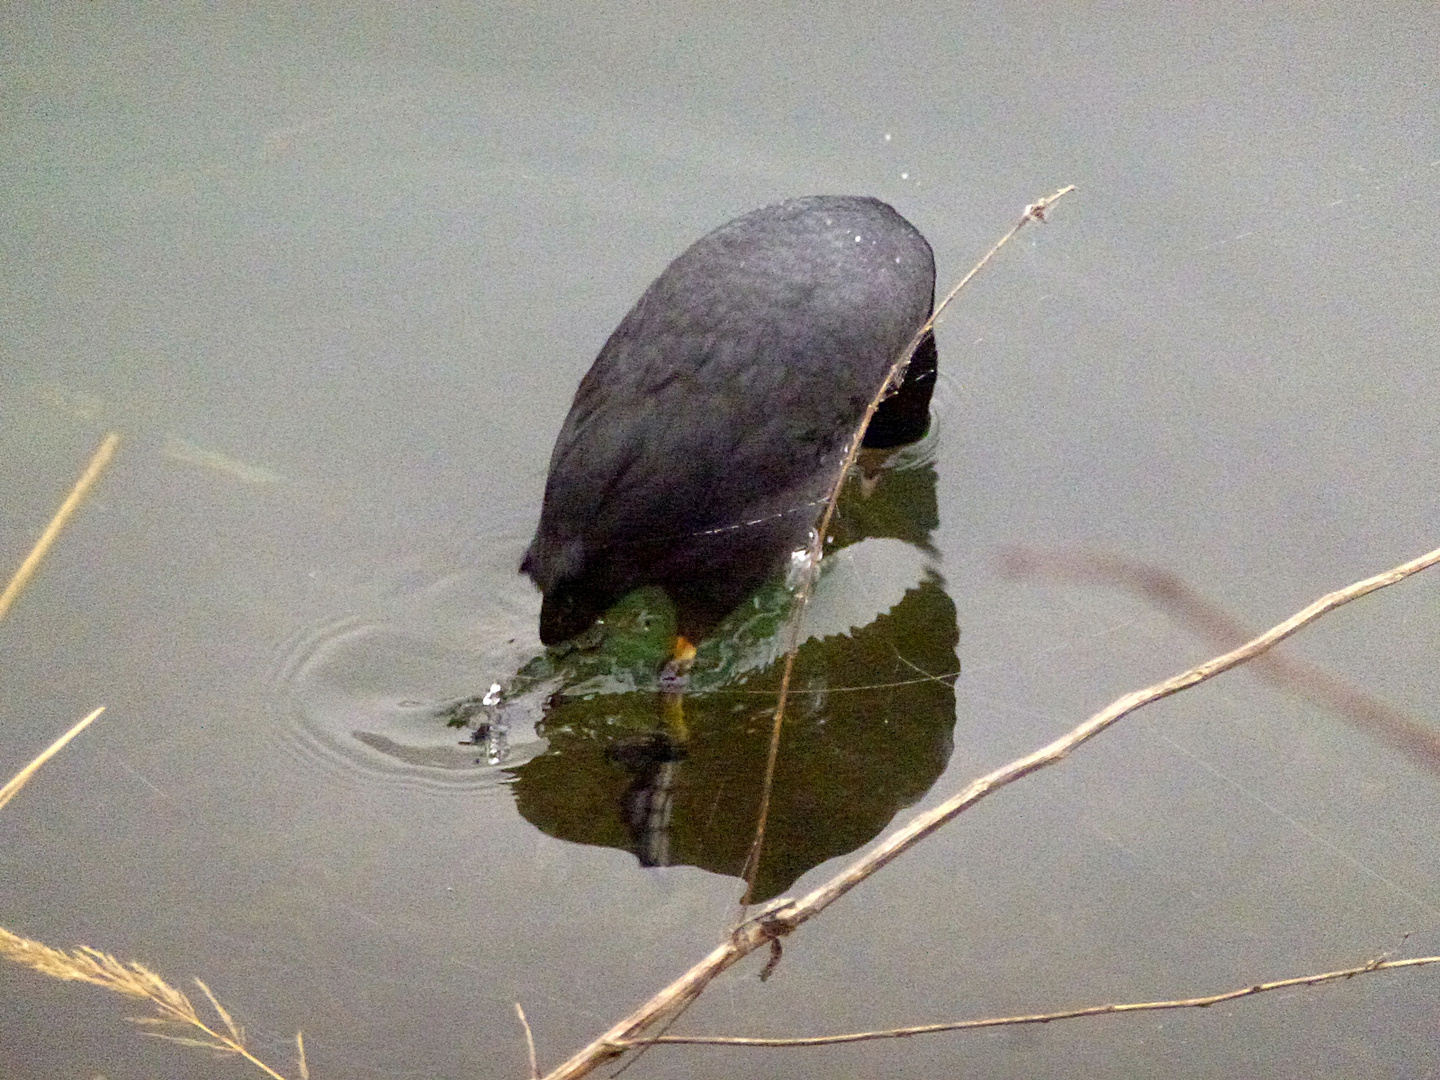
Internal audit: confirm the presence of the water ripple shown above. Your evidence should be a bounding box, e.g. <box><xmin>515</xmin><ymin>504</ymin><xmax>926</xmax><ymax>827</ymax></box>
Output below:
<box><xmin>267</xmin><ymin>518</ymin><xmax>548</xmax><ymax>796</ymax></box>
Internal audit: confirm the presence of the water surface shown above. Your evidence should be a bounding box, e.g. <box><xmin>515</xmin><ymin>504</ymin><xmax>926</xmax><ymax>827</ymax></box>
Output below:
<box><xmin>3</xmin><ymin>6</ymin><xmax>1438</xmax><ymax>1078</ymax></box>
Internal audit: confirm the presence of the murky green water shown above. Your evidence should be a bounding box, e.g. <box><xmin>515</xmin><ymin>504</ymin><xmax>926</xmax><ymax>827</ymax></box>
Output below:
<box><xmin>3</xmin><ymin>6</ymin><xmax>1438</xmax><ymax>1078</ymax></box>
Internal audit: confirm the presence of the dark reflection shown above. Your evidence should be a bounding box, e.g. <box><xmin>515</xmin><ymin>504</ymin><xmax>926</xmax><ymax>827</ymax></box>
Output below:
<box><xmin>448</xmin><ymin>444</ymin><xmax>958</xmax><ymax>902</ymax></box>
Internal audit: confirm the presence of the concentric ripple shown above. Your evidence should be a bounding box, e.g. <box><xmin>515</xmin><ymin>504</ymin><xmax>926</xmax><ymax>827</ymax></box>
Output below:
<box><xmin>268</xmin><ymin>514</ymin><xmax>550</xmax><ymax>796</ymax></box>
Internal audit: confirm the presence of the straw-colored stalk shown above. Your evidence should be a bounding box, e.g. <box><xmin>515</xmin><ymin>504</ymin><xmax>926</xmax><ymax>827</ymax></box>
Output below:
<box><xmin>0</xmin><ymin>706</ymin><xmax>104</xmax><ymax>812</ymax></box>
<box><xmin>0</xmin><ymin>711</ymin><xmax>305</xmax><ymax>1080</ymax></box>
<box><xmin>0</xmin><ymin>930</ymin><xmax>305</xmax><ymax>1080</ymax></box>
<box><xmin>0</xmin><ymin>432</ymin><xmax>119</xmax><ymax>621</ymax></box>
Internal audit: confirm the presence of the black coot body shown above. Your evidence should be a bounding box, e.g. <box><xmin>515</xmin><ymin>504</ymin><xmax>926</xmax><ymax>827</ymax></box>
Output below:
<box><xmin>522</xmin><ymin>195</ymin><xmax>937</xmax><ymax>646</ymax></box>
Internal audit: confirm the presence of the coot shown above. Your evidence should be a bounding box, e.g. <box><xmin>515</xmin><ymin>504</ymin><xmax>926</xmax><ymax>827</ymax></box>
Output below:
<box><xmin>522</xmin><ymin>195</ymin><xmax>937</xmax><ymax>649</ymax></box>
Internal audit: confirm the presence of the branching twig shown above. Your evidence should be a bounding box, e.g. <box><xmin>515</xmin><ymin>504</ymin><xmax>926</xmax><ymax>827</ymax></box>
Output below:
<box><xmin>740</xmin><ymin>185</ymin><xmax>1078</xmax><ymax>904</ymax></box>
<box><xmin>619</xmin><ymin>954</ymin><xmax>1440</xmax><ymax>1048</ymax></box>
<box><xmin>0</xmin><ymin>431</ymin><xmax>120</xmax><ymax>621</ymax></box>
<box><xmin>539</xmin><ymin>541</ymin><xmax>1440</xmax><ymax>1079</ymax></box>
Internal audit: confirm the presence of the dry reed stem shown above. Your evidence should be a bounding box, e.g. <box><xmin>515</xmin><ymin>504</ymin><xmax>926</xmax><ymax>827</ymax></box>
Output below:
<box><xmin>998</xmin><ymin>545</ymin><xmax>1440</xmax><ymax>772</ymax></box>
<box><xmin>624</xmin><ymin>954</ymin><xmax>1440</xmax><ymax>1048</ymax></box>
<box><xmin>739</xmin><ymin>185</ymin><xmax>1078</xmax><ymax>904</ymax></box>
<box><xmin>539</xmin><ymin>540</ymin><xmax>1440</xmax><ymax>1080</ymax></box>
<box><xmin>0</xmin><ymin>432</ymin><xmax>120</xmax><ymax>621</ymax></box>
<box><xmin>1</xmin><ymin>715</ymin><xmax>298</xmax><ymax>1080</ymax></box>
<box><xmin>0</xmin><ymin>706</ymin><xmax>105</xmax><ymax>811</ymax></box>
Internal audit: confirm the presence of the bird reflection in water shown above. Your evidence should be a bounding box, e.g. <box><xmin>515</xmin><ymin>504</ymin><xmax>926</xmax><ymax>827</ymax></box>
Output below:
<box><xmin>612</xmin><ymin>444</ymin><xmax>958</xmax><ymax>894</ymax></box>
<box><xmin>445</xmin><ymin>441</ymin><xmax>958</xmax><ymax>901</ymax></box>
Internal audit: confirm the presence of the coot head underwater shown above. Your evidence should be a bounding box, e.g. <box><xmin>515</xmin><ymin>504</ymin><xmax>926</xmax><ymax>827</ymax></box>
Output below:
<box><xmin>522</xmin><ymin>195</ymin><xmax>937</xmax><ymax>653</ymax></box>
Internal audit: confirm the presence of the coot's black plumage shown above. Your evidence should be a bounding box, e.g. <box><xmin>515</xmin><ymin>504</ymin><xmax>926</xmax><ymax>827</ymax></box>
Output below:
<box><xmin>522</xmin><ymin>196</ymin><xmax>937</xmax><ymax>647</ymax></box>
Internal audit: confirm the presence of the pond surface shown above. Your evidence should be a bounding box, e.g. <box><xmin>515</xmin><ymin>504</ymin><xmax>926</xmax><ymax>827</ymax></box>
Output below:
<box><xmin>3</xmin><ymin>6</ymin><xmax>1438</xmax><ymax>1079</ymax></box>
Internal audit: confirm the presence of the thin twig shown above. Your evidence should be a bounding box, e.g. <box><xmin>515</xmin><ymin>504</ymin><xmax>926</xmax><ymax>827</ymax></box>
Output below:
<box><xmin>998</xmin><ymin>545</ymin><xmax>1440</xmax><ymax>772</ymax></box>
<box><xmin>0</xmin><ymin>706</ymin><xmax>105</xmax><ymax>811</ymax></box>
<box><xmin>516</xmin><ymin>1002</ymin><xmax>540</xmax><ymax>1080</ymax></box>
<box><xmin>538</xmin><ymin>542</ymin><xmax>1440</xmax><ymax>1080</ymax></box>
<box><xmin>621</xmin><ymin>954</ymin><xmax>1440</xmax><ymax>1047</ymax></box>
<box><xmin>739</xmin><ymin>185</ymin><xmax>1078</xmax><ymax>904</ymax></box>
<box><xmin>0</xmin><ymin>431</ymin><xmax>120</xmax><ymax>621</ymax></box>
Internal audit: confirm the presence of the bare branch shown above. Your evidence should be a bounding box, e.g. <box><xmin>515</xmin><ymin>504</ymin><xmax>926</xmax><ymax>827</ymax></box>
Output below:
<box><xmin>998</xmin><ymin>545</ymin><xmax>1440</xmax><ymax>772</ymax></box>
<box><xmin>539</xmin><ymin>541</ymin><xmax>1440</xmax><ymax>1080</ymax></box>
<box><xmin>622</xmin><ymin>954</ymin><xmax>1440</xmax><ymax>1048</ymax></box>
